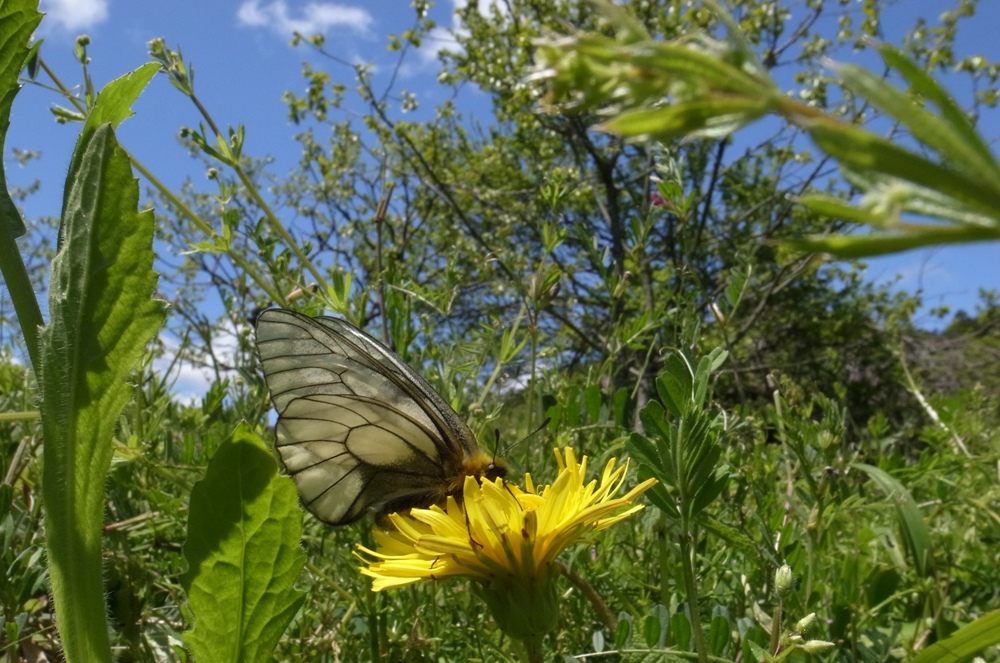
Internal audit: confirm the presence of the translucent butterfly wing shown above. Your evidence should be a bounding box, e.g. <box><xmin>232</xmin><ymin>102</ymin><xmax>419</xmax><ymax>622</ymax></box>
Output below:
<box><xmin>255</xmin><ymin>308</ymin><xmax>478</xmax><ymax>524</ymax></box>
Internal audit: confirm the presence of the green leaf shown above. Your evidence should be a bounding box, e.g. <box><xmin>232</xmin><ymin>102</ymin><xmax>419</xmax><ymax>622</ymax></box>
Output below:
<box><xmin>651</xmin><ymin>604</ymin><xmax>669</xmax><ymax>648</ymax></box>
<box><xmin>83</xmin><ymin>62</ymin><xmax>160</xmax><ymax>135</ymax></box>
<box><xmin>655</xmin><ymin>354</ymin><xmax>695</xmax><ymax>418</ymax></box>
<box><xmin>631</xmin><ymin>42</ymin><xmax>777</xmax><ymax>98</ymax></box>
<box><xmin>909</xmin><ymin>609</ymin><xmax>1000</xmax><ymax>663</ymax></box>
<box><xmin>834</xmin><ymin>61</ymin><xmax>1000</xmax><ymax>193</ymax></box>
<box><xmin>698</xmin><ymin>515</ymin><xmax>770</xmax><ymax>562</ymax></box>
<box><xmin>628</xmin><ymin>430</ymin><xmax>677</xmax><ymax>516</ymax></box>
<box><xmin>642</xmin><ymin>613</ymin><xmax>661</xmax><ymax>648</ymax></box>
<box><xmin>50</xmin><ymin>104</ymin><xmax>85</xmax><ymax>123</ymax></box>
<box><xmin>724</xmin><ymin>264</ymin><xmax>750</xmax><ymax>312</ymax></box>
<box><xmin>563</xmin><ymin>386</ymin><xmax>581</xmax><ymax>426</ymax></box>
<box><xmin>796</xmin><ymin>194</ymin><xmax>887</xmax><ymax>227</ymax></box>
<box><xmin>787</xmin><ymin>225</ymin><xmax>1000</xmax><ymax>258</ymax></box>
<box><xmin>708</xmin><ymin>614</ymin><xmax>731</xmax><ymax>657</ymax></box>
<box><xmin>0</xmin><ymin>0</ymin><xmax>42</xmax><ymax>238</ymax></box>
<box><xmin>746</xmin><ymin>639</ymin><xmax>770</xmax><ymax>663</ymax></box>
<box><xmin>802</xmin><ymin>116</ymin><xmax>1000</xmax><ymax>222</ymax></box>
<box><xmin>0</xmin><ymin>0</ymin><xmax>45</xmax><ymax>371</ymax></box>
<box><xmin>182</xmin><ymin>424</ymin><xmax>306</xmax><ymax>663</ymax></box>
<box><xmin>691</xmin><ymin>466</ymin><xmax>728</xmax><ymax>515</ymax></box>
<box><xmin>739</xmin><ymin>624</ymin><xmax>770</xmax><ymax>663</ymax></box>
<box><xmin>634</xmin><ymin>405</ymin><xmax>669</xmax><ymax>458</ymax></box>
<box><xmin>641</xmin><ymin>479</ymin><xmax>677</xmax><ymax>517</ymax></box>
<box><xmin>627</xmin><ymin>431</ymin><xmax>661</xmax><ymax>471</ymax></box>
<box><xmin>693</xmin><ymin>349</ymin><xmax>726</xmax><ymax>408</ymax></box>
<box><xmin>851</xmin><ymin>463</ymin><xmax>929</xmax><ymax>575</ymax></box>
<box><xmin>612</xmin><ymin>386</ymin><xmax>629</xmax><ymax>426</ymax></box>
<box><xmin>38</xmin><ymin>122</ymin><xmax>166</xmax><ymax>663</ymax></box>
<box><xmin>613</xmin><ymin>617</ymin><xmax>630</xmax><ymax>649</ymax></box>
<box><xmin>599</xmin><ymin>96</ymin><xmax>770</xmax><ymax>141</ymax></box>
<box><xmin>23</xmin><ymin>39</ymin><xmax>41</xmax><ymax>79</ymax></box>
<box><xmin>670</xmin><ymin>611</ymin><xmax>691</xmax><ymax>651</ymax></box>
<box><xmin>878</xmin><ymin>44</ymin><xmax>1000</xmax><ymax>185</ymax></box>
<box><xmin>585</xmin><ymin>383</ymin><xmax>602</xmax><ymax>422</ymax></box>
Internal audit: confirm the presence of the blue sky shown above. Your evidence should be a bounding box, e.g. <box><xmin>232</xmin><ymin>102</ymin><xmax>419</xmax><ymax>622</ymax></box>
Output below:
<box><xmin>7</xmin><ymin>1</ymin><xmax>1000</xmax><ymax>355</ymax></box>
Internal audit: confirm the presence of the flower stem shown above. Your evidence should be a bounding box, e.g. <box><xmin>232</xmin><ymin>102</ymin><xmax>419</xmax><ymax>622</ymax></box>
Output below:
<box><xmin>556</xmin><ymin>561</ymin><xmax>616</xmax><ymax>632</ymax></box>
<box><xmin>678</xmin><ymin>526</ymin><xmax>709</xmax><ymax>663</ymax></box>
<box><xmin>519</xmin><ymin>634</ymin><xmax>545</xmax><ymax>663</ymax></box>
<box><xmin>769</xmin><ymin>603</ymin><xmax>783</xmax><ymax>654</ymax></box>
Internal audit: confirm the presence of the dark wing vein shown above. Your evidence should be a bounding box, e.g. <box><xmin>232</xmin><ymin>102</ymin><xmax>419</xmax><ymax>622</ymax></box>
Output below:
<box><xmin>254</xmin><ymin>308</ymin><xmax>479</xmax><ymax>524</ymax></box>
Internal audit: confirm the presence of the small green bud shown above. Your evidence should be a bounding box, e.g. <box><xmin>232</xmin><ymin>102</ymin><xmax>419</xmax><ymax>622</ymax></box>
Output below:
<box><xmin>802</xmin><ymin>640</ymin><xmax>835</xmax><ymax>653</ymax></box>
<box><xmin>148</xmin><ymin>37</ymin><xmax>165</xmax><ymax>57</ymax></box>
<box><xmin>775</xmin><ymin>564</ymin><xmax>794</xmax><ymax>597</ymax></box>
<box><xmin>795</xmin><ymin>612</ymin><xmax>817</xmax><ymax>633</ymax></box>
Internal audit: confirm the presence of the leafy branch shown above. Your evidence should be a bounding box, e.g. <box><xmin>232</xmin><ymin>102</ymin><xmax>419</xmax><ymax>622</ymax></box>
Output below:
<box><xmin>534</xmin><ymin>0</ymin><xmax>1000</xmax><ymax>258</ymax></box>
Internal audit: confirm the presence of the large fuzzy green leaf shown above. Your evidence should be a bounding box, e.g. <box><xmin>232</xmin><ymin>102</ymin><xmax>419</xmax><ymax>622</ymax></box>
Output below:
<box><xmin>38</xmin><ymin>120</ymin><xmax>166</xmax><ymax>662</ymax></box>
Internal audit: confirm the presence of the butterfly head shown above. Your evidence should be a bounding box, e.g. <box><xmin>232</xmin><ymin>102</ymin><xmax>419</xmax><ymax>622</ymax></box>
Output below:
<box><xmin>463</xmin><ymin>453</ymin><xmax>508</xmax><ymax>485</ymax></box>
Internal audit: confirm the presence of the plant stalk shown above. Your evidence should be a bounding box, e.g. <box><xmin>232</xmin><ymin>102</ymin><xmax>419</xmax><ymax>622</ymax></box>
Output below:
<box><xmin>677</xmin><ymin>523</ymin><xmax>709</xmax><ymax>663</ymax></box>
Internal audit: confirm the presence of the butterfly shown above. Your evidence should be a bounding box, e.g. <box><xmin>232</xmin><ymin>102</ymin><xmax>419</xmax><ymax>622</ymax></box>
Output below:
<box><xmin>254</xmin><ymin>308</ymin><xmax>507</xmax><ymax>525</ymax></box>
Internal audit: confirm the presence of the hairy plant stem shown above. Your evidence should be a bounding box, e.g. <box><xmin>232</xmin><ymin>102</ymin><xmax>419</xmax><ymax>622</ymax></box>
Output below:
<box><xmin>769</xmin><ymin>604</ymin><xmax>783</xmax><ymax>654</ymax></box>
<box><xmin>657</xmin><ymin>512</ymin><xmax>674</xmax><ymax>646</ymax></box>
<box><xmin>678</xmin><ymin>521</ymin><xmax>709</xmax><ymax>663</ymax></box>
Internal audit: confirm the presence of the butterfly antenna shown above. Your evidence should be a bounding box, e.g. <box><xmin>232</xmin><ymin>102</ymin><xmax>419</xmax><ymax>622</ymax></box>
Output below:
<box><xmin>492</xmin><ymin>428</ymin><xmax>502</xmax><ymax>464</ymax></box>
<box><xmin>501</xmin><ymin>417</ymin><xmax>552</xmax><ymax>457</ymax></box>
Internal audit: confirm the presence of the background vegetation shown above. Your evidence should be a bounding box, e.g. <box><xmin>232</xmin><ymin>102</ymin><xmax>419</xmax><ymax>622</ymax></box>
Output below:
<box><xmin>1</xmin><ymin>0</ymin><xmax>999</xmax><ymax>661</ymax></box>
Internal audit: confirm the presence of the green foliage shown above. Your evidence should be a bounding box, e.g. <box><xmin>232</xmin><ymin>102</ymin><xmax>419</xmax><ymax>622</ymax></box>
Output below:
<box><xmin>0</xmin><ymin>1</ymin><xmax>166</xmax><ymax>657</ymax></box>
<box><xmin>537</xmin><ymin>0</ymin><xmax>1000</xmax><ymax>257</ymax></box>
<box><xmin>628</xmin><ymin>350</ymin><xmax>730</xmax><ymax>521</ymax></box>
<box><xmin>182</xmin><ymin>424</ymin><xmax>306</xmax><ymax>663</ymax></box>
<box><xmin>850</xmin><ymin>464</ymin><xmax>930</xmax><ymax>576</ymax></box>
<box><xmin>1</xmin><ymin>0</ymin><xmax>999</xmax><ymax>661</ymax></box>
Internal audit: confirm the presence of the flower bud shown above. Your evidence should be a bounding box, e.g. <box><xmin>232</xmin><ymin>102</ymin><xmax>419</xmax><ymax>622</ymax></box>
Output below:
<box><xmin>802</xmin><ymin>640</ymin><xmax>835</xmax><ymax>653</ymax></box>
<box><xmin>795</xmin><ymin>612</ymin><xmax>817</xmax><ymax>633</ymax></box>
<box><xmin>775</xmin><ymin>564</ymin><xmax>794</xmax><ymax>597</ymax></box>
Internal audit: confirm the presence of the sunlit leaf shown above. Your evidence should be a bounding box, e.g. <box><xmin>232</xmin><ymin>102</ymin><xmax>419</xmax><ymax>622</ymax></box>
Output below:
<box><xmin>851</xmin><ymin>463</ymin><xmax>929</xmax><ymax>575</ymax></box>
<box><xmin>0</xmin><ymin>0</ymin><xmax>42</xmax><ymax>238</ymax></box>
<box><xmin>910</xmin><ymin>609</ymin><xmax>1000</xmax><ymax>663</ymax></box>
<box><xmin>182</xmin><ymin>424</ymin><xmax>306</xmax><ymax>663</ymax></box>
<box><xmin>39</xmin><ymin>121</ymin><xmax>165</xmax><ymax>662</ymax></box>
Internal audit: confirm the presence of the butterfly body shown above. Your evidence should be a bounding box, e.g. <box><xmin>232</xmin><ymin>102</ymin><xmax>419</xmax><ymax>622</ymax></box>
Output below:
<box><xmin>255</xmin><ymin>308</ymin><xmax>505</xmax><ymax>525</ymax></box>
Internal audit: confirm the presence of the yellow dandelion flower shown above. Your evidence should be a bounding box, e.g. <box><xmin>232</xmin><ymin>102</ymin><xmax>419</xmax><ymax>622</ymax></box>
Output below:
<box><xmin>357</xmin><ymin>447</ymin><xmax>656</xmax><ymax>641</ymax></box>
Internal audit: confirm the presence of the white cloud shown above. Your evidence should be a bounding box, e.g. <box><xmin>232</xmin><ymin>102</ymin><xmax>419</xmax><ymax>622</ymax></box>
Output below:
<box><xmin>155</xmin><ymin>320</ymin><xmax>243</xmax><ymax>406</ymax></box>
<box><xmin>416</xmin><ymin>25</ymin><xmax>462</xmax><ymax>65</ymax></box>
<box><xmin>40</xmin><ymin>0</ymin><xmax>109</xmax><ymax>31</ymax></box>
<box><xmin>236</xmin><ymin>0</ymin><xmax>372</xmax><ymax>38</ymax></box>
